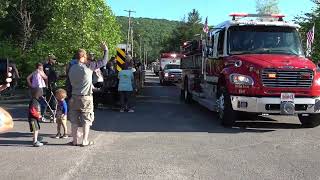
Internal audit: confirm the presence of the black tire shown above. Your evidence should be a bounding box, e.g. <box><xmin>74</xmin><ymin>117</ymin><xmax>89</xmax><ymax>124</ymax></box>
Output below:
<box><xmin>180</xmin><ymin>89</ymin><xmax>185</xmax><ymax>101</ymax></box>
<box><xmin>298</xmin><ymin>114</ymin><xmax>320</xmax><ymax>128</ymax></box>
<box><xmin>184</xmin><ymin>79</ymin><xmax>192</xmax><ymax>104</ymax></box>
<box><xmin>217</xmin><ymin>87</ymin><xmax>236</xmax><ymax>127</ymax></box>
<box><xmin>237</xmin><ymin>112</ymin><xmax>259</xmax><ymax>120</ymax></box>
<box><xmin>160</xmin><ymin>79</ymin><xmax>165</xmax><ymax>86</ymax></box>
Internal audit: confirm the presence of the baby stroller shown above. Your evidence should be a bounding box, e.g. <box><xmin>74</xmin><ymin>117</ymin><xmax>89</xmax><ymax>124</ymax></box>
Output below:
<box><xmin>42</xmin><ymin>87</ymin><xmax>58</xmax><ymax>123</ymax></box>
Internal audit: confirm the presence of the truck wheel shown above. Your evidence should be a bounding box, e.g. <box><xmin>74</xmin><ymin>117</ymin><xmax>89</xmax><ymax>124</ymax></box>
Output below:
<box><xmin>238</xmin><ymin>112</ymin><xmax>259</xmax><ymax>120</ymax></box>
<box><xmin>298</xmin><ymin>114</ymin><xmax>320</xmax><ymax>128</ymax></box>
<box><xmin>160</xmin><ymin>79</ymin><xmax>166</xmax><ymax>86</ymax></box>
<box><xmin>217</xmin><ymin>87</ymin><xmax>236</xmax><ymax>127</ymax></box>
<box><xmin>184</xmin><ymin>79</ymin><xmax>192</xmax><ymax>104</ymax></box>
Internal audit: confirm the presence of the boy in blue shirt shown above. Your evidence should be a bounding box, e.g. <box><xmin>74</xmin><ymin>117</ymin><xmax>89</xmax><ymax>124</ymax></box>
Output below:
<box><xmin>118</xmin><ymin>64</ymin><xmax>134</xmax><ymax>112</ymax></box>
<box><xmin>54</xmin><ymin>88</ymin><xmax>68</xmax><ymax>138</ymax></box>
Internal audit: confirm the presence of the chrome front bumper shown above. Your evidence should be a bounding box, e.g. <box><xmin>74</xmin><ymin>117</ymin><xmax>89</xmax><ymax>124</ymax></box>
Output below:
<box><xmin>231</xmin><ymin>96</ymin><xmax>320</xmax><ymax>114</ymax></box>
<box><xmin>164</xmin><ymin>76</ymin><xmax>181</xmax><ymax>82</ymax></box>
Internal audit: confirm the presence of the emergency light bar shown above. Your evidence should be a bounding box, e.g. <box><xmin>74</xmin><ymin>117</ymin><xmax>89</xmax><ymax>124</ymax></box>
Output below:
<box><xmin>230</xmin><ymin>13</ymin><xmax>285</xmax><ymax>21</ymax></box>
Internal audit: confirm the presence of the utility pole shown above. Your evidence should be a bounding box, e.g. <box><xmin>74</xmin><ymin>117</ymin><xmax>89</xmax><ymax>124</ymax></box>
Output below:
<box><xmin>124</xmin><ymin>9</ymin><xmax>136</xmax><ymax>55</ymax></box>
<box><xmin>131</xmin><ymin>28</ymin><xmax>134</xmax><ymax>57</ymax></box>
<box><xmin>143</xmin><ymin>43</ymin><xmax>146</xmax><ymax>69</ymax></box>
<box><xmin>139</xmin><ymin>36</ymin><xmax>142</xmax><ymax>61</ymax></box>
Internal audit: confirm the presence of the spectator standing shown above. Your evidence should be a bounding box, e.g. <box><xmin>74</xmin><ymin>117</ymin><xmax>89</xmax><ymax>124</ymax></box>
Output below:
<box><xmin>89</xmin><ymin>52</ymin><xmax>104</xmax><ymax>88</ymax></box>
<box><xmin>26</xmin><ymin>63</ymin><xmax>47</xmax><ymax>119</ymax></box>
<box><xmin>68</xmin><ymin>42</ymin><xmax>108</xmax><ymax>146</ymax></box>
<box><xmin>118</xmin><ymin>63</ymin><xmax>135</xmax><ymax>113</ymax></box>
<box><xmin>44</xmin><ymin>54</ymin><xmax>58</xmax><ymax>90</ymax></box>
<box><xmin>44</xmin><ymin>54</ymin><xmax>58</xmax><ymax>113</ymax></box>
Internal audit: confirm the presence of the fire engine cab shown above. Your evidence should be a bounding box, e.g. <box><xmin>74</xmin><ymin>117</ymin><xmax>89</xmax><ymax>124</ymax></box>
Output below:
<box><xmin>180</xmin><ymin>13</ymin><xmax>320</xmax><ymax>127</ymax></box>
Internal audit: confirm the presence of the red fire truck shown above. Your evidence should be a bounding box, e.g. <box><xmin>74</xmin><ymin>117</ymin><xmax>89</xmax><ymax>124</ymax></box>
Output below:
<box><xmin>159</xmin><ymin>53</ymin><xmax>183</xmax><ymax>85</ymax></box>
<box><xmin>180</xmin><ymin>13</ymin><xmax>320</xmax><ymax>127</ymax></box>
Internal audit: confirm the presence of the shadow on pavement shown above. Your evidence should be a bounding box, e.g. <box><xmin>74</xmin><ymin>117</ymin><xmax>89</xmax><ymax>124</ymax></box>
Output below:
<box><xmin>0</xmin><ymin>132</ymin><xmax>51</xmax><ymax>147</ymax></box>
<box><xmin>92</xmin><ymin>100</ymin><xmax>279</xmax><ymax>134</ymax></box>
<box><xmin>0</xmin><ymin>132</ymin><xmax>53</xmax><ymax>138</ymax></box>
<box><xmin>0</xmin><ymin>132</ymin><xmax>67</xmax><ymax>146</ymax></box>
<box><xmin>0</xmin><ymin>140</ymin><xmax>33</xmax><ymax>146</ymax></box>
<box><xmin>235</xmin><ymin>122</ymin><xmax>301</xmax><ymax>129</ymax></box>
<box><xmin>92</xmin><ymin>79</ymin><xmax>302</xmax><ymax>133</ymax></box>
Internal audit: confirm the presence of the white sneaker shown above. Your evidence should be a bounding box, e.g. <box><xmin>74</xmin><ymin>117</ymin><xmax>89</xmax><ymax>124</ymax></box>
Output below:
<box><xmin>33</xmin><ymin>141</ymin><xmax>44</xmax><ymax>147</ymax></box>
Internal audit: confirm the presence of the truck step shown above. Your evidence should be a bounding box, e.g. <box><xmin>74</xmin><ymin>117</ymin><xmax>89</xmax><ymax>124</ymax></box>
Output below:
<box><xmin>192</xmin><ymin>92</ymin><xmax>205</xmax><ymax>98</ymax></box>
<box><xmin>194</xmin><ymin>97</ymin><xmax>218</xmax><ymax>112</ymax></box>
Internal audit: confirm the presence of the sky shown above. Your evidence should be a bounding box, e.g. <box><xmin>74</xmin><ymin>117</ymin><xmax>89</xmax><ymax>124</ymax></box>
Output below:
<box><xmin>107</xmin><ymin>0</ymin><xmax>315</xmax><ymax>25</ymax></box>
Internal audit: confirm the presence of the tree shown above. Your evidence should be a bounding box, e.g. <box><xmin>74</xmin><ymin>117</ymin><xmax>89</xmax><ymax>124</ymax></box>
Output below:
<box><xmin>295</xmin><ymin>0</ymin><xmax>320</xmax><ymax>62</ymax></box>
<box><xmin>0</xmin><ymin>0</ymin><xmax>10</xmax><ymax>18</ymax></box>
<box><xmin>162</xmin><ymin>9</ymin><xmax>203</xmax><ymax>52</ymax></box>
<box><xmin>36</xmin><ymin>0</ymin><xmax>121</xmax><ymax>63</ymax></box>
<box><xmin>117</xmin><ymin>16</ymin><xmax>180</xmax><ymax>62</ymax></box>
<box><xmin>256</xmin><ymin>0</ymin><xmax>280</xmax><ymax>14</ymax></box>
<box><xmin>0</xmin><ymin>0</ymin><xmax>121</xmax><ymax>82</ymax></box>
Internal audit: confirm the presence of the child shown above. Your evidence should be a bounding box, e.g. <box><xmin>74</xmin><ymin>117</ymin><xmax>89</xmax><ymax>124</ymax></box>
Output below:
<box><xmin>118</xmin><ymin>63</ymin><xmax>135</xmax><ymax>112</ymax></box>
<box><xmin>54</xmin><ymin>88</ymin><xmax>68</xmax><ymax>139</ymax></box>
<box><xmin>28</xmin><ymin>88</ymin><xmax>43</xmax><ymax>147</ymax></box>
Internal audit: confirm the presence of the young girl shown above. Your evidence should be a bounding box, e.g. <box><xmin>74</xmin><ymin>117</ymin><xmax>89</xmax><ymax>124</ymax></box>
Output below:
<box><xmin>54</xmin><ymin>88</ymin><xmax>68</xmax><ymax>139</ymax></box>
<box><xmin>28</xmin><ymin>88</ymin><xmax>43</xmax><ymax>147</ymax></box>
<box><xmin>27</xmin><ymin>63</ymin><xmax>47</xmax><ymax>121</ymax></box>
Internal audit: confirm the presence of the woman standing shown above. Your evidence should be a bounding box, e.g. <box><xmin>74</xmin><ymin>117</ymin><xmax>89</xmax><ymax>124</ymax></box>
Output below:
<box><xmin>27</xmin><ymin>63</ymin><xmax>48</xmax><ymax>120</ymax></box>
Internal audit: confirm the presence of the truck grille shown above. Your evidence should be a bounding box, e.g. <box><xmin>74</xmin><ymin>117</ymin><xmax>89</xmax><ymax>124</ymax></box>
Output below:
<box><xmin>261</xmin><ymin>69</ymin><xmax>314</xmax><ymax>88</ymax></box>
<box><xmin>170</xmin><ymin>72</ymin><xmax>182</xmax><ymax>77</ymax></box>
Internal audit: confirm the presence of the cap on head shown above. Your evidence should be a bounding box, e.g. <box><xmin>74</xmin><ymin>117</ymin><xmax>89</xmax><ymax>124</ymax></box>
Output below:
<box><xmin>88</xmin><ymin>52</ymin><xmax>95</xmax><ymax>60</ymax></box>
<box><xmin>48</xmin><ymin>54</ymin><xmax>56</xmax><ymax>60</ymax></box>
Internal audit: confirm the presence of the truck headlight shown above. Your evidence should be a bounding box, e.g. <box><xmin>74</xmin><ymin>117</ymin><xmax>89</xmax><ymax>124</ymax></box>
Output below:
<box><xmin>164</xmin><ymin>73</ymin><xmax>169</xmax><ymax>77</ymax></box>
<box><xmin>230</xmin><ymin>74</ymin><xmax>254</xmax><ymax>86</ymax></box>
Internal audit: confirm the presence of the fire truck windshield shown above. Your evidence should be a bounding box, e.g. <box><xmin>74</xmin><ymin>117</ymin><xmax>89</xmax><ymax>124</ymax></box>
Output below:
<box><xmin>228</xmin><ymin>26</ymin><xmax>304</xmax><ymax>56</ymax></box>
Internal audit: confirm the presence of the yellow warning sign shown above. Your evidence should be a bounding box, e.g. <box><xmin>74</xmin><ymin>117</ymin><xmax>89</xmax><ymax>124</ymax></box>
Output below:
<box><xmin>116</xmin><ymin>48</ymin><xmax>126</xmax><ymax>72</ymax></box>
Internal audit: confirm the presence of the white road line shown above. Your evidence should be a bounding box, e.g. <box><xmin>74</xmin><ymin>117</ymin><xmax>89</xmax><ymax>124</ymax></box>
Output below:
<box><xmin>60</xmin><ymin>133</ymin><xmax>102</xmax><ymax>180</ymax></box>
<box><xmin>61</xmin><ymin>133</ymin><xmax>120</xmax><ymax>180</ymax></box>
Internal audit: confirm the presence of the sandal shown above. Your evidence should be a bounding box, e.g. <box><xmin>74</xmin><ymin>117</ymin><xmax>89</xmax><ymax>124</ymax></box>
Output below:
<box><xmin>81</xmin><ymin>141</ymin><xmax>94</xmax><ymax>147</ymax></box>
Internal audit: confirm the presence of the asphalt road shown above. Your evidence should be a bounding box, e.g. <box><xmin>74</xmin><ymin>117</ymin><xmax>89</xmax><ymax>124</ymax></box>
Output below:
<box><xmin>1</xmin><ymin>71</ymin><xmax>320</xmax><ymax>180</ymax></box>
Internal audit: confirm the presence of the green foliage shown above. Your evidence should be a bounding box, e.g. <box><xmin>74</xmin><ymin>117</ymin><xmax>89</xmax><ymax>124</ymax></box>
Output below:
<box><xmin>117</xmin><ymin>16</ymin><xmax>180</xmax><ymax>62</ymax></box>
<box><xmin>295</xmin><ymin>1</ymin><xmax>320</xmax><ymax>62</ymax></box>
<box><xmin>0</xmin><ymin>0</ymin><xmax>121</xmax><ymax>86</ymax></box>
<box><xmin>162</xmin><ymin>9</ymin><xmax>203</xmax><ymax>52</ymax></box>
<box><xmin>42</xmin><ymin>0</ymin><xmax>121</xmax><ymax>63</ymax></box>
<box><xmin>0</xmin><ymin>0</ymin><xmax>10</xmax><ymax>18</ymax></box>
